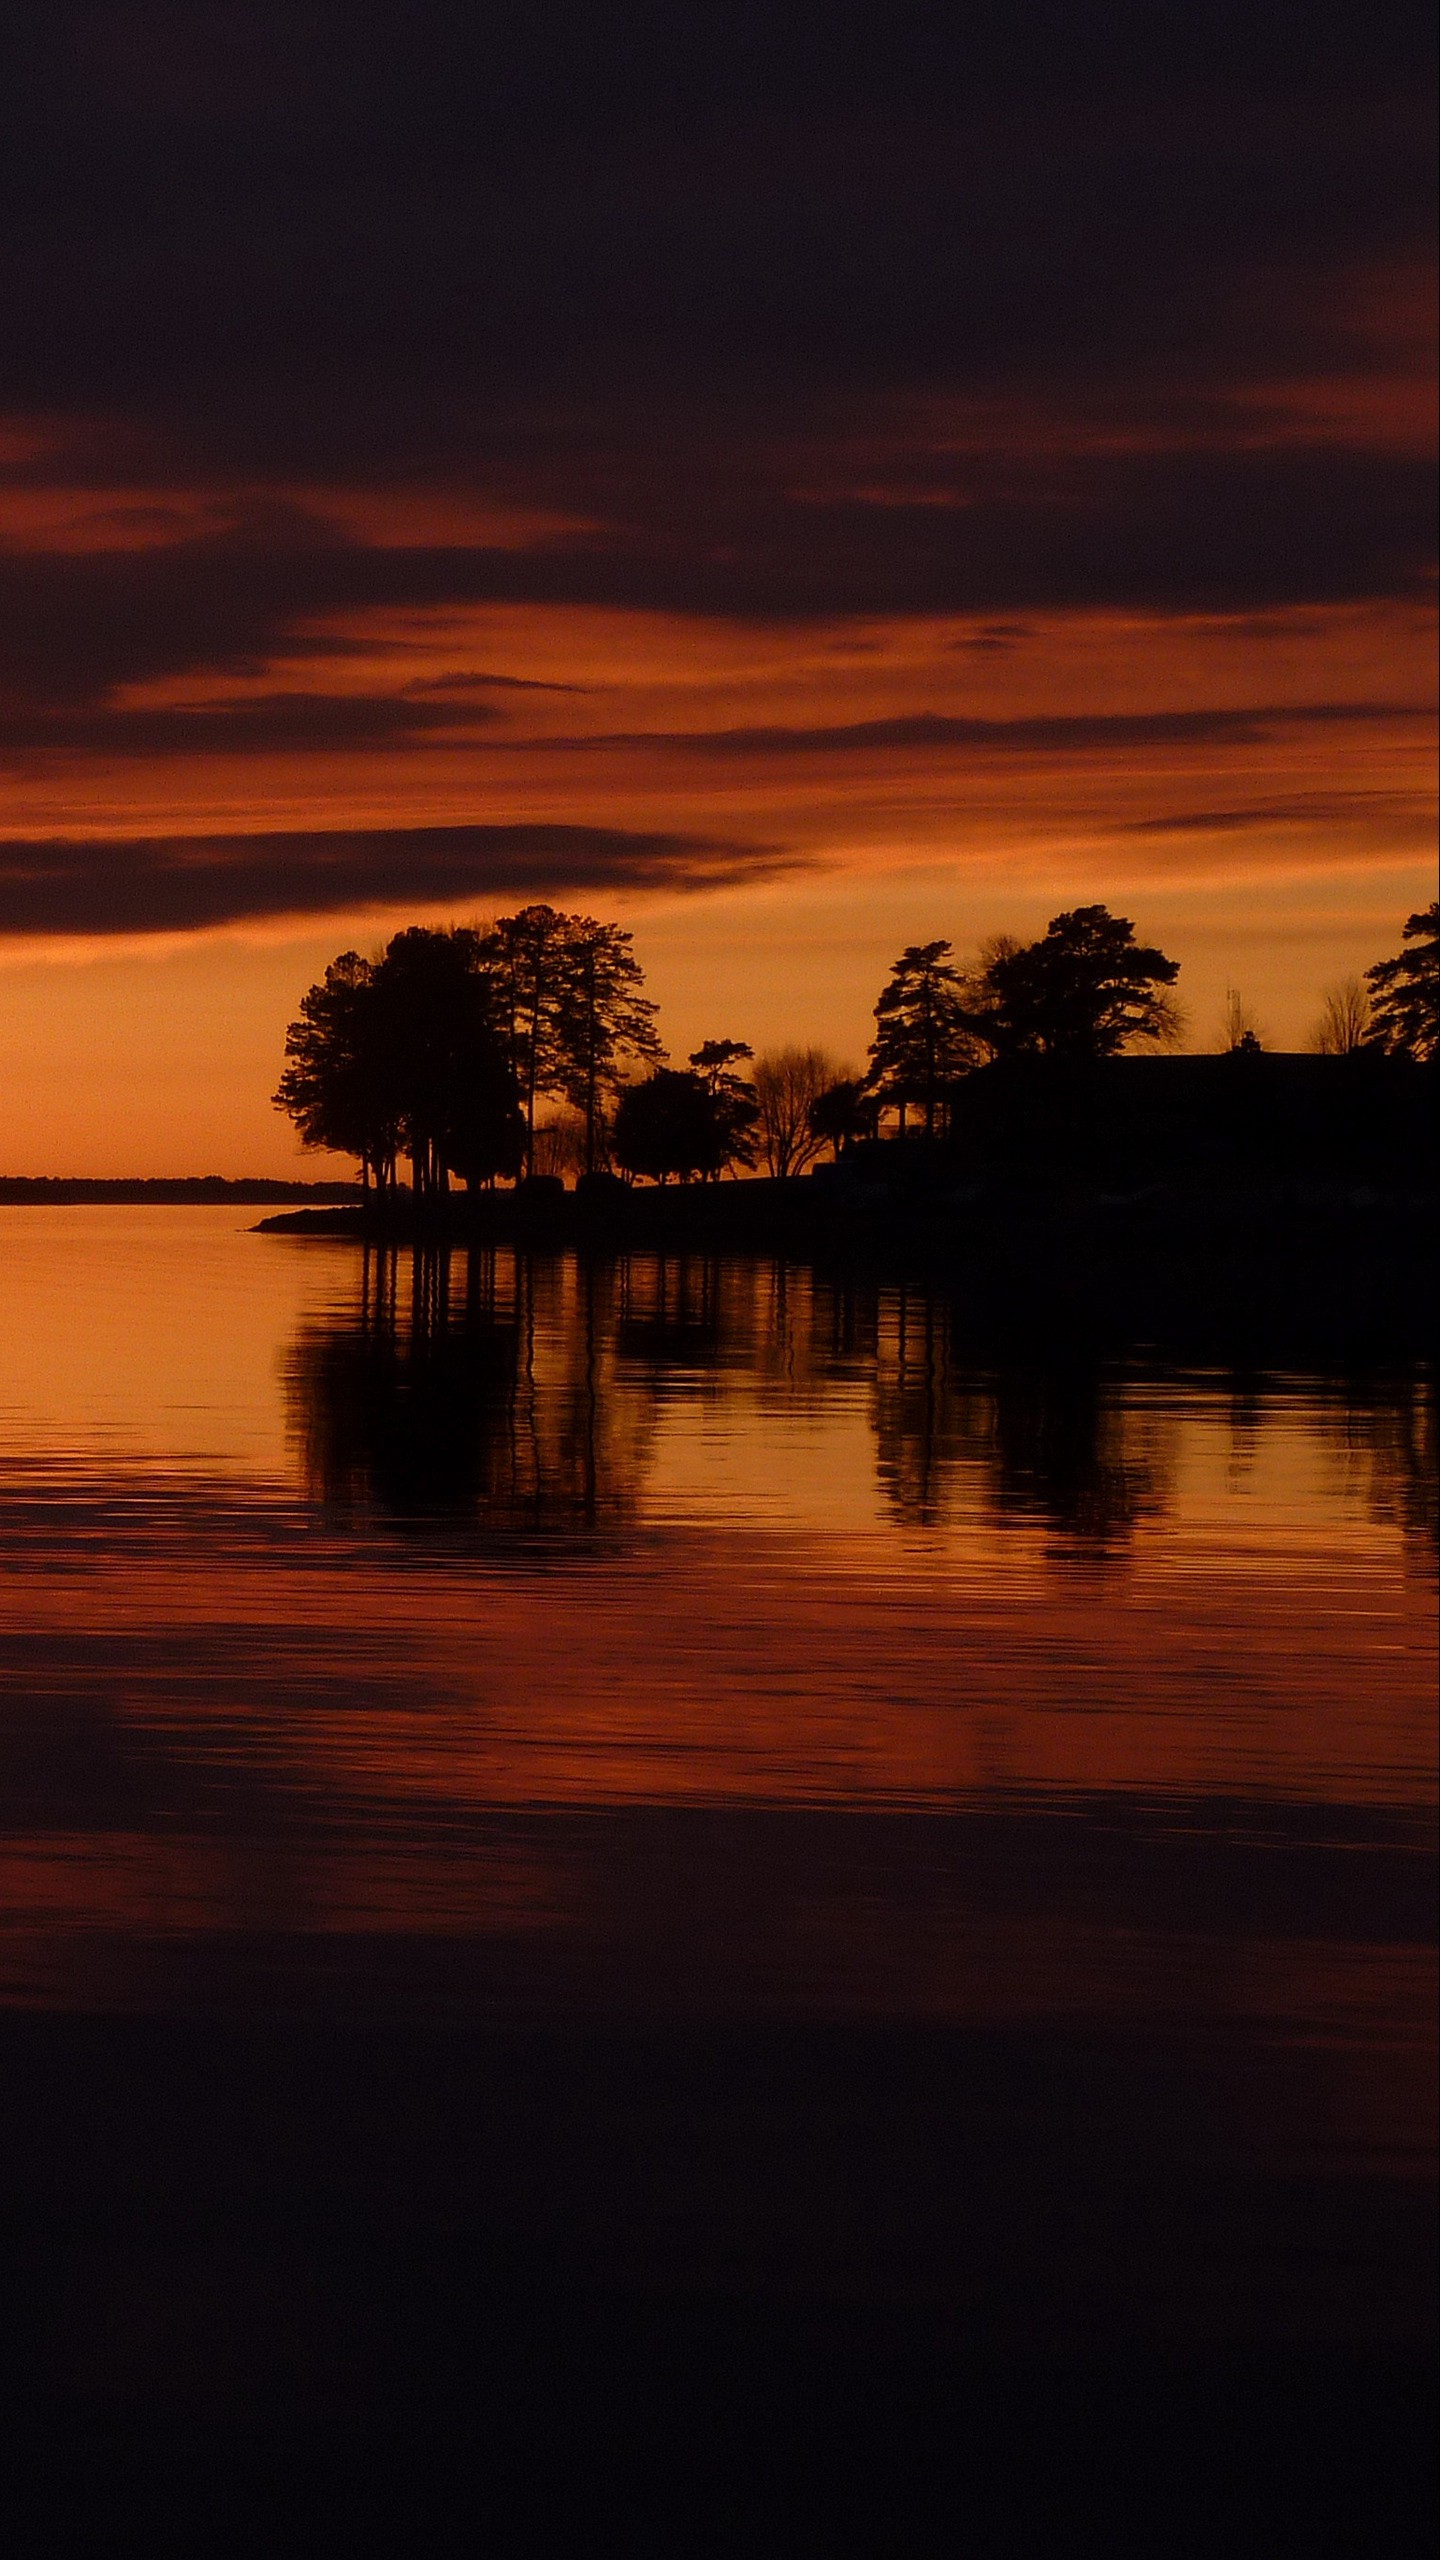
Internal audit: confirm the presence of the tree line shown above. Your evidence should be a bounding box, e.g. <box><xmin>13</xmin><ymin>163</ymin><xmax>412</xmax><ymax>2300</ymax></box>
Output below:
<box><xmin>275</xmin><ymin>898</ymin><xmax>1439</xmax><ymax>1193</ymax></box>
<box><xmin>275</xmin><ymin>907</ymin><xmax>660</xmax><ymax>1198</ymax></box>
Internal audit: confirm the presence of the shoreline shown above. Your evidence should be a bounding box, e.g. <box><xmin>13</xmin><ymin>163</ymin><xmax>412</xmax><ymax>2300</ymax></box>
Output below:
<box><xmin>252</xmin><ymin>1171</ymin><xmax>1435</xmax><ymax>1247</ymax></box>
<box><xmin>254</xmin><ymin>1176</ymin><xmax>1436</xmax><ymax>1357</ymax></box>
<box><xmin>0</xmin><ymin>1177</ymin><xmax>361</xmax><ymax>1205</ymax></box>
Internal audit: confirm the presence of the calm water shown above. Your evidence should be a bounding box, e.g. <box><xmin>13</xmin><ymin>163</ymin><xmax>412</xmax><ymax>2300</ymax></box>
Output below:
<box><xmin>1</xmin><ymin>1208</ymin><xmax>1435</xmax><ymax>2363</ymax></box>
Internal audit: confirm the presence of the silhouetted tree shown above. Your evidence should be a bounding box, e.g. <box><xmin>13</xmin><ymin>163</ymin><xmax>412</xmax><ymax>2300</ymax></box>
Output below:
<box><xmin>689</xmin><ymin>1037</ymin><xmax>752</xmax><ymax>1090</ymax></box>
<box><xmin>438</xmin><ymin>1031</ymin><xmax>527</xmax><ymax>1190</ymax></box>
<box><xmin>274</xmin><ymin>950</ymin><xmax>399</xmax><ymax>1197</ymax></box>
<box><xmin>275</xmin><ymin>930</ymin><xmax>524</xmax><ymax>1198</ymax></box>
<box><xmin>868</xmin><ymin>941</ymin><xmax>983</xmax><ymax>1133</ymax></box>
<box><xmin>475</xmin><ymin>906</ymin><xmax>664</xmax><ymax>1170</ymax></box>
<box><xmin>560</xmin><ymin>918</ymin><xmax>665</xmax><ymax>1173</ymax></box>
<box><xmin>1311</xmin><ymin>976</ymin><xmax>1371</xmax><ymax>1055</ymax></box>
<box><xmin>751</xmin><ymin>1047</ymin><xmax>845</xmax><ymax>1177</ymax></box>
<box><xmin>1366</xmin><ymin>903</ymin><xmax>1439</xmax><ymax>1062</ymax></box>
<box><xmin>477</xmin><ymin>904</ymin><xmax>580</xmax><ymax>1158</ymax></box>
<box><xmin>372</xmin><ymin>927</ymin><xmax>523</xmax><ymax>1197</ymax></box>
<box><xmin>688</xmin><ymin>1040</ymin><xmax>759</xmax><ymax>1174</ymax></box>
<box><xmin>530</xmin><ymin>1106</ymin><xmax>589</xmax><ymax>1181</ymax></box>
<box><xmin>974</xmin><ymin>906</ymin><xmax>1180</xmax><ymax>1059</ymax></box>
<box><xmin>611</xmin><ymin>1068</ymin><xmax>732</xmax><ymax>1181</ymax></box>
<box><xmin>808</xmin><ymin>1077</ymin><xmax>878</xmax><ymax>1157</ymax></box>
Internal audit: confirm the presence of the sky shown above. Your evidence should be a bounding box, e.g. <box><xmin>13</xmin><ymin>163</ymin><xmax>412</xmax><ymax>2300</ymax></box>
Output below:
<box><xmin>0</xmin><ymin>0</ymin><xmax>1434</xmax><ymax>1173</ymax></box>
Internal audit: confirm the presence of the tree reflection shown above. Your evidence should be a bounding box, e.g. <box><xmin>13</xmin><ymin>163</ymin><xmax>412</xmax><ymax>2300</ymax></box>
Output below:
<box><xmin>613</xmin><ymin>1255</ymin><xmax>731</xmax><ymax>1374</ymax></box>
<box><xmin>979</xmin><ymin>1367</ymin><xmax>1172</xmax><ymax>1543</ymax></box>
<box><xmin>868</xmin><ymin>1287</ymin><xmax>1173</xmax><ymax>1547</ymax></box>
<box><xmin>286</xmin><ymin>1247</ymin><xmax>655</xmax><ymax>1537</ymax></box>
<box><xmin>1317</xmin><ymin>1372</ymin><xmax>1436</xmax><ymax>1558</ymax></box>
<box><xmin>283</xmin><ymin>1251</ymin><xmax>1424</xmax><ymax>1561</ymax></box>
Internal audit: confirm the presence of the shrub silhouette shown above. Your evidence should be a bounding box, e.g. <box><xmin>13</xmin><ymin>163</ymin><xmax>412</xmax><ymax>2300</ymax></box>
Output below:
<box><xmin>612</xmin><ymin>1069</ymin><xmax>737</xmax><ymax>1182</ymax></box>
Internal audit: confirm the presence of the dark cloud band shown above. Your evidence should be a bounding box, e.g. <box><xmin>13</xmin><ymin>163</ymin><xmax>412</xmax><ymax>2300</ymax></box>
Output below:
<box><xmin>2</xmin><ymin>442</ymin><xmax>1433</xmax><ymax>727</ymax></box>
<box><xmin>5</xmin><ymin>689</ymin><xmax>1423</xmax><ymax>771</ymax></box>
<box><xmin>0</xmin><ymin>0</ymin><xmax>1432</xmax><ymax>937</ymax></box>
<box><xmin>562</xmin><ymin>704</ymin><xmax>1433</xmax><ymax>758</ymax></box>
<box><xmin>0</xmin><ymin>823</ymin><xmax>794</xmax><ymax>938</ymax></box>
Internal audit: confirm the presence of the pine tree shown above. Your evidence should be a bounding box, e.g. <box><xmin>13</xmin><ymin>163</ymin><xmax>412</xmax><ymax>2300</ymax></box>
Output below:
<box><xmin>477</xmin><ymin>905</ymin><xmax>580</xmax><ymax>1161</ymax></box>
<box><xmin>976</xmin><ymin>908</ymin><xmax>1180</xmax><ymax>1060</ymax></box>
<box><xmin>868</xmin><ymin>942</ymin><xmax>981</xmax><ymax>1134</ymax></box>
<box><xmin>688</xmin><ymin>1041</ymin><xmax>758</xmax><ymax>1176</ymax></box>
<box><xmin>561</xmin><ymin>919</ymin><xmax>665</xmax><ymax>1173</ymax></box>
<box><xmin>1366</xmin><ymin>904</ymin><xmax>1439</xmax><ymax>1062</ymax></box>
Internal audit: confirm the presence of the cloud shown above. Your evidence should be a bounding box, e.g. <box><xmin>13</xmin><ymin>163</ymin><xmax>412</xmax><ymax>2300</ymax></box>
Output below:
<box><xmin>1116</xmin><ymin>791</ymin><xmax>1435</xmax><ymax>837</ymax></box>
<box><xmin>0</xmin><ymin>2</ymin><xmax>1432</xmax><ymax>949</ymax></box>
<box><xmin>0</xmin><ymin>689</ymin><xmax>497</xmax><ymax>762</ymax></box>
<box><xmin>0</xmin><ymin>821</ymin><xmax>795</xmax><ymax>937</ymax></box>
<box><xmin>7</xmin><ymin>683</ymin><xmax>1424</xmax><ymax>772</ymax></box>
<box><xmin>559</xmin><ymin>703</ymin><xmax>1432</xmax><ymax>758</ymax></box>
<box><xmin>7</xmin><ymin>5</ymin><xmax>1431</xmax><ymax>438</ymax></box>
<box><xmin>0</xmin><ymin>441</ymin><xmax>1432</xmax><ymax>758</ymax></box>
<box><xmin>401</xmin><ymin>670</ymin><xmax>591</xmax><ymax>694</ymax></box>
<box><xmin>0</xmin><ymin>6</ymin><xmax>1432</xmax><ymax>654</ymax></box>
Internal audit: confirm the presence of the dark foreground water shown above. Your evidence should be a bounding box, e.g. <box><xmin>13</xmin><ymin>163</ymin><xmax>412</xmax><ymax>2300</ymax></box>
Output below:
<box><xmin>1</xmin><ymin>1211</ymin><xmax>1433</xmax><ymax>2552</ymax></box>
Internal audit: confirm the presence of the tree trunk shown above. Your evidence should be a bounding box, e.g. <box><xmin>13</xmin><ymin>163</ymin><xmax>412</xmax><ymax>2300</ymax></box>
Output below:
<box><xmin>524</xmin><ymin>1026</ymin><xmax>538</xmax><ymax>1166</ymax></box>
<box><xmin>583</xmin><ymin>1049</ymin><xmax>597</xmax><ymax>1176</ymax></box>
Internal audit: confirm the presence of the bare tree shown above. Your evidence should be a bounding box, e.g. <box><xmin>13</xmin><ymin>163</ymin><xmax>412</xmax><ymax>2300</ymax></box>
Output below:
<box><xmin>531</xmin><ymin>1107</ymin><xmax>590</xmax><ymax>1180</ymax></box>
<box><xmin>751</xmin><ymin>1046</ymin><xmax>845</xmax><ymax>1177</ymax></box>
<box><xmin>1311</xmin><ymin>976</ymin><xmax>1371</xmax><ymax>1055</ymax></box>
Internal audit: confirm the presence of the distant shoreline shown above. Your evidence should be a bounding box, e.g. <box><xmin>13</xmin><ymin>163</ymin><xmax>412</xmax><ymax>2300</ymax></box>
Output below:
<box><xmin>0</xmin><ymin>1178</ymin><xmax>362</xmax><ymax>1205</ymax></box>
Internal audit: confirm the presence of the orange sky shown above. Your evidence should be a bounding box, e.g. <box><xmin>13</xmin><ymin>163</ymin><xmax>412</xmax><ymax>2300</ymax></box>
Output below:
<box><xmin>1</xmin><ymin>583</ymin><xmax>1432</xmax><ymax>1174</ymax></box>
<box><xmin>0</xmin><ymin>7</ymin><xmax>1433</xmax><ymax>1172</ymax></box>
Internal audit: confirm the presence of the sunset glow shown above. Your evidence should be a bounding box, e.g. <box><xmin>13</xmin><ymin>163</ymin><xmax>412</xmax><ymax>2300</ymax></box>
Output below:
<box><xmin>2</xmin><ymin>14</ymin><xmax>1434</xmax><ymax>2538</ymax></box>
<box><xmin>1</xmin><ymin>8</ymin><xmax>1433</xmax><ymax>1172</ymax></box>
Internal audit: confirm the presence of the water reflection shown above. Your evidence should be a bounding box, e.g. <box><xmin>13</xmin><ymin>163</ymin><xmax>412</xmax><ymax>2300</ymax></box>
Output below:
<box><xmin>1317</xmin><ymin>1372</ymin><xmax>1436</xmax><ymax>1555</ymax></box>
<box><xmin>0</xmin><ymin>1215</ymin><xmax>1431</xmax><ymax>2493</ymax></box>
<box><xmin>287</xmin><ymin>1248</ymin><xmax>655</xmax><ymax>1537</ymax></box>
<box><xmin>0</xmin><ymin>1216</ymin><xmax>1432</xmax><ymax>2106</ymax></box>
<box><xmin>867</xmin><ymin>1288</ymin><xmax>1174</xmax><ymax>1547</ymax></box>
<box><xmin>613</xmin><ymin>1254</ymin><xmax>732</xmax><ymax>1375</ymax></box>
<box><xmin>285</xmin><ymin>1247</ymin><xmax>1194</xmax><ymax>1554</ymax></box>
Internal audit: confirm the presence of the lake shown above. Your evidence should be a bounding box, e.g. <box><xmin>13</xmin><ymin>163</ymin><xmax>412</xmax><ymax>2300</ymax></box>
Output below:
<box><xmin>1</xmin><ymin>1208</ymin><xmax>1434</xmax><ymax>2546</ymax></box>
